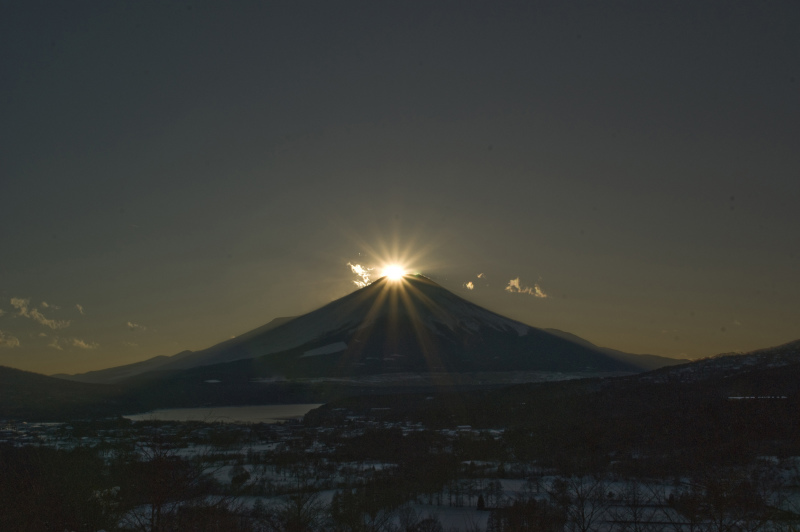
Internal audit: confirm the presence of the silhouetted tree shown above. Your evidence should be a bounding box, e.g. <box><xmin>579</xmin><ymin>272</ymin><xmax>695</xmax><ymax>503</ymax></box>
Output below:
<box><xmin>548</xmin><ymin>476</ymin><xmax>609</xmax><ymax>532</ymax></box>
<box><xmin>486</xmin><ymin>497</ymin><xmax>565</xmax><ymax>532</ymax></box>
<box><xmin>607</xmin><ymin>479</ymin><xmax>659</xmax><ymax>532</ymax></box>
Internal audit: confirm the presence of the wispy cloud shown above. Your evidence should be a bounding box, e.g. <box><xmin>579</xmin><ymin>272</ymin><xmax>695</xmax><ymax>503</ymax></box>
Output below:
<box><xmin>30</xmin><ymin>308</ymin><xmax>70</xmax><ymax>329</ymax></box>
<box><xmin>0</xmin><ymin>330</ymin><xmax>20</xmax><ymax>348</ymax></box>
<box><xmin>10</xmin><ymin>298</ymin><xmax>27</xmax><ymax>313</ymax></box>
<box><xmin>464</xmin><ymin>281</ymin><xmax>475</xmax><ymax>290</ymax></box>
<box><xmin>127</xmin><ymin>321</ymin><xmax>146</xmax><ymax>332</ymax></box>
<box><xmin>0</xmin><ymin>309</ymin><xmax>4</xmax><ymax>317</ymax></box>
<box><xmin>47</xmin><ymin>336</ymin><xmax>98</xmax><ymax>350</ymax></box>
<box><xmin>505</xmin><ymin>277</ymin><xmax>548</xmax><ymax>298</ymax></box>
<box><xmin>76</xmin><ymin>304</ymin><xmax>84</xmax><ymax>315</ymax></box>
<box><xmin>41</xmin><ymin>301</ymin><xmax>59</xmax><ymax>310</ymax></box>
<box><xmin>347</xmin><ymin>262</ymin><xmax>374</xmax><ymax>288</ymax></box>
<box><xmin>11</xmin><ymin>298</ymin><xmax>71</xmax><ymax>329</ymax></box>
<box><xmin>477</xmin><ymin>273</ymin><xmax>485</xmax><ymax>279</ymax></box>
<box><xmin>72</xmin><ymin>338</ymin><xmax>98</xmax><ymax>349</ymax></box>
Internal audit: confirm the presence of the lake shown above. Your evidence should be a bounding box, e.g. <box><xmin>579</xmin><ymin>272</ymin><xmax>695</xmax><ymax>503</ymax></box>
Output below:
<box><xmin>124</xmin><ymin>404</ymin><xmax>324</xmax><ymax>423</ymax></box>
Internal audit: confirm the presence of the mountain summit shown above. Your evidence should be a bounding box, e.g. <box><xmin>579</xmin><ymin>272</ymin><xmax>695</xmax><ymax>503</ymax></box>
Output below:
<box><xmin>61</xmin><ymin>275</ymin><xmax>675</xmax><ymax>384</ymax></box>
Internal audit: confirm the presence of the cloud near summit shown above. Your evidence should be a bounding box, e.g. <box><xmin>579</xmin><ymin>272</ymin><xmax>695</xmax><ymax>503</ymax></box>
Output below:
<box><xmin>348</xmin><ymin>263</ymin><xmax>373</xmax><ymax>288</ymax></box>
<box><xmin>505</xmin><ymin>278</ymin><xmax>548</xmax><ymax>298</ymax></box>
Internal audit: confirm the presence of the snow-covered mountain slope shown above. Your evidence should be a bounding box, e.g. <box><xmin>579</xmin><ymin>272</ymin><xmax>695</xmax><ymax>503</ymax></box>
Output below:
<box><xmin>60</xmin><ymin>275</ymin><xmax>666</xmax><ymax>383</ymax></box>
<box><xmin>167</xmin><ymin>275</ymin><xmax>536</xmax><ymax>369</ymax></box>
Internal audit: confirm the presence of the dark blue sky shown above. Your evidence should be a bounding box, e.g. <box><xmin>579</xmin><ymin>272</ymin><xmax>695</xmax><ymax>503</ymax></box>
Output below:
<box><xmin>2</xmin><ymin>1</ymin><xmax>799</xmax><ymax>374</ymax></box>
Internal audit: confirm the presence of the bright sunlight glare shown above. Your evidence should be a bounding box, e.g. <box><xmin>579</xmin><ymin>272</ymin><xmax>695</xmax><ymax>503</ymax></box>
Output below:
<box><xmin>382</xmin><ymin>264</ymin><xmax>406</xmax><ymax>281</ymax></box>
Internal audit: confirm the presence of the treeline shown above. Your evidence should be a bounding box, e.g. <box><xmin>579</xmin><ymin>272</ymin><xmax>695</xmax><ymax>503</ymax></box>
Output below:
<box><xmin>308</xmin><ymin>374</ymin><xmax>800</xmax><ymax>476</ymax></box>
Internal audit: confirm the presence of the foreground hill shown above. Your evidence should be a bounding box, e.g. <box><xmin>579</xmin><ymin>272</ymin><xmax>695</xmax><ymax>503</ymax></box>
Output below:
<box><xmin>639</xmin><ymin>338</ymin><xmax>800</xmax><ymax>385</ymax></box>
<box><xmin>59</xmin><ymin>275</ymin><xmax>681</xmax><ymax>388</ymax></box>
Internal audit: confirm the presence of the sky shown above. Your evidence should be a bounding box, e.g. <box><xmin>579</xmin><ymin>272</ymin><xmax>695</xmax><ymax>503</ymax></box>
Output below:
<box><xmin>2</xmin><ymin>1</ymin><xmax>799</xmax><ymax>375</ymax></box>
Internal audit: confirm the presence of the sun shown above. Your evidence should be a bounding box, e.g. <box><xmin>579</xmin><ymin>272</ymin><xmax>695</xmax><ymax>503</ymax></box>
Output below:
<box><xmin>382</xmin><ymin>264</ymin><xmax>406</xmax><ymax>281</ymax></box>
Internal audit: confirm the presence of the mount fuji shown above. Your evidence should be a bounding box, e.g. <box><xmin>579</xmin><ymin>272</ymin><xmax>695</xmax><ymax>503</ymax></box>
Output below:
<box><xmin>59</xmin><ymin>275</ymin><xmax>684</xmax><ymax>387</ymax></box>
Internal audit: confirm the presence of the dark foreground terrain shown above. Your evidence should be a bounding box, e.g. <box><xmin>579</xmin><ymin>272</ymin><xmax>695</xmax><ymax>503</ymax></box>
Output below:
<box><xmin>3</xmin><ymin>342</ymin><xmax>800</xmax><ymax>531</ymax></box>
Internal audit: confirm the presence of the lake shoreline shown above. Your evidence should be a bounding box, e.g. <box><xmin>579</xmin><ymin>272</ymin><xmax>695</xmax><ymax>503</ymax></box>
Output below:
<box><xmin>123</xmin><ymin>403</ymin><xmax>324</xmax><ymax>423</ymax></box>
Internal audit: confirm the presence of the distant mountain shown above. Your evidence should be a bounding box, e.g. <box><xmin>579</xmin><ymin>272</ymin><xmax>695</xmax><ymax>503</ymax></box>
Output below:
<box><xmin>639</xmin><ymin>339</ymin><xmax>800</xmax><ymax>382</ymax></box>
<box><xmin>60</xmin><ymin>275</ymin><xmax>674</xmax><ymax>387</ymax></box>
<box><xmin>56</xmin><ymin>316</ymin><xmax>296</xmax><ymax>384</ymax></box>
<box><xmin>543</xmin><ymin>328</ymin><xmax>689</xmax><ymax>370</ymax></box>
<box><xmin>51</xmin><ymin>350</ymin><xmax>195</xmax><ymax>384</ymax></box>
<box><xmin>638</xmin><ymin>339</ymin><xmax>800</xmax><ymax>390</ymax></box>
<box><xmin>13</xmin><ymin>275</ymin><xmax>800</xmax><ymax>418</ymax></box>
<box><xmin>0</xmin><ymin>366</ymin><xmax>129</xmax><ymax>420</ymax></box>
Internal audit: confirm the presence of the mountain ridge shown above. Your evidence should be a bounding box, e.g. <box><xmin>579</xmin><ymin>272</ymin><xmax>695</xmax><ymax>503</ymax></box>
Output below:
<box><xmin>57</xmin><ymin>275</ymin><xmax>680</xmax><ymax>385</ymax></box>
<box><xmin>0</xmin><ymin>365</ymin><xmax>127</xmax><ymax>420</ymax></box>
